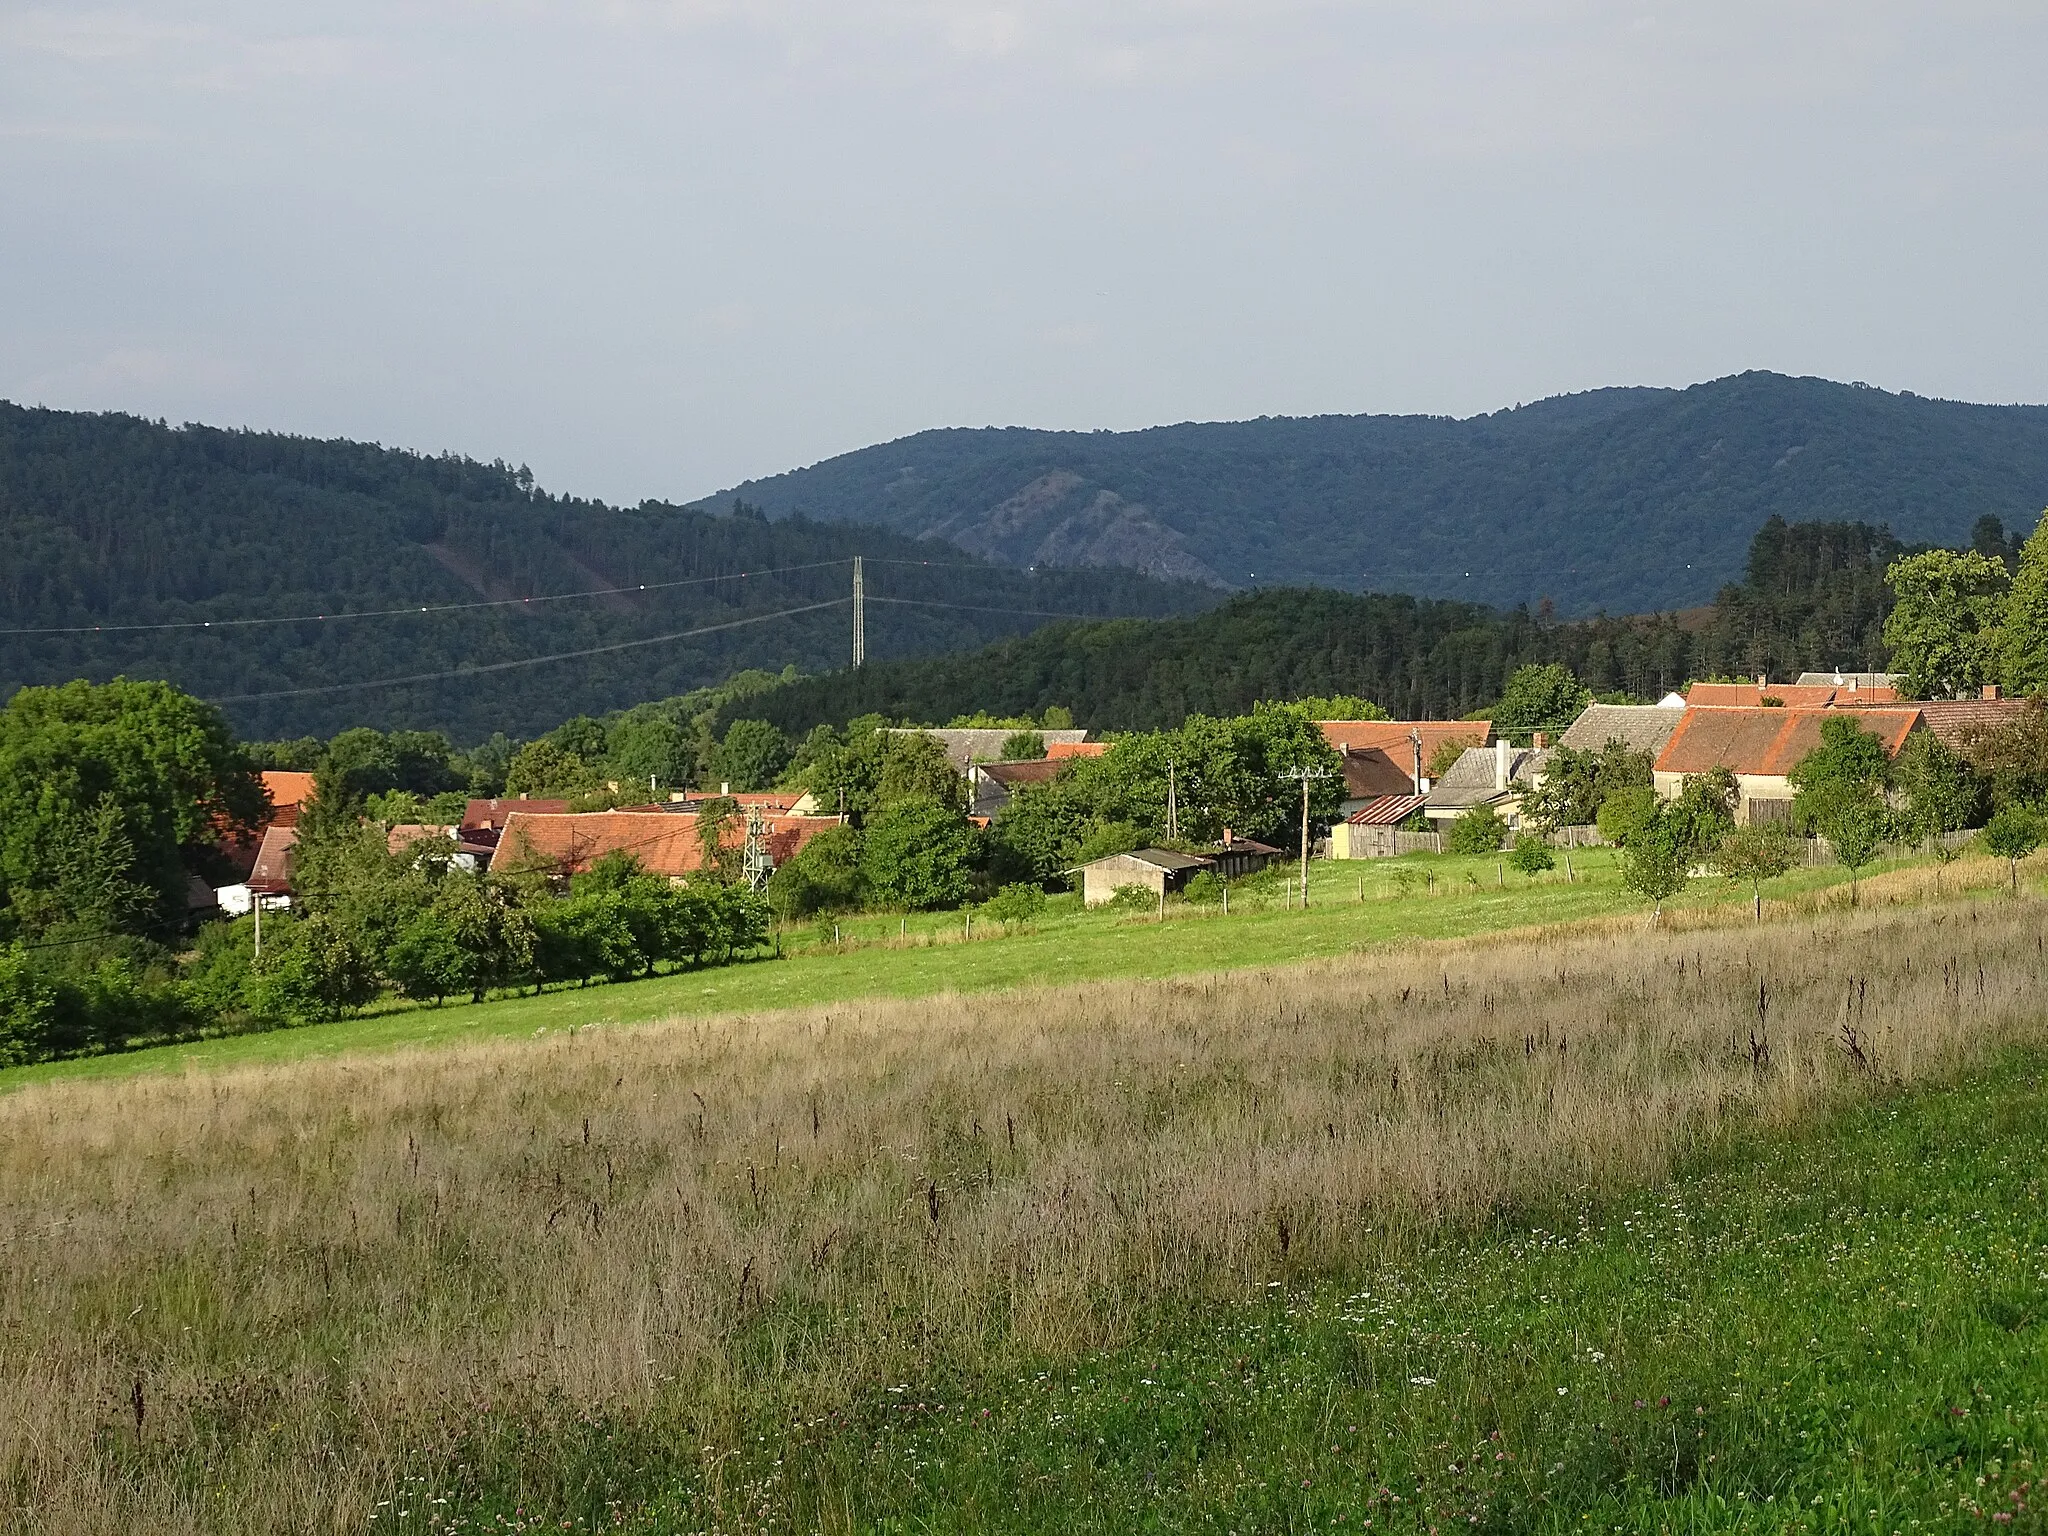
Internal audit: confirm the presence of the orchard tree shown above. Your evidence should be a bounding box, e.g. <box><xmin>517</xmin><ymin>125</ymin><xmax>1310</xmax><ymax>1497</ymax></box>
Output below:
<box><xmin>1981</xmin><ymin>804</ymin><xmax>2043</xmax><ymax>893</ymax></box>
<box><xmin>1713</xmin><ymin>823</ymin><xmax>1797</xmax><ymax>922</ymax></box>
<box><xmin>1618</xmin><ymin>810</ymin><xmax>1690</xmax><ymax>923</ymax></box>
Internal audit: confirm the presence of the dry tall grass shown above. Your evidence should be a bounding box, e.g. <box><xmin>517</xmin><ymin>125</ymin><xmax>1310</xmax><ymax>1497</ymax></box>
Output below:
<box><xmin>3</xmin><ymin>893</ymin><xmax>2045</xmax><ymax>1532</ymax></box>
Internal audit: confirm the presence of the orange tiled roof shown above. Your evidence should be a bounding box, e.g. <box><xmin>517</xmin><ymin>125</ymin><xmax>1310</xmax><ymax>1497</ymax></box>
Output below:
<box><xmin>495</xmin><ymin>810</ymin><xmax>839</xmax><ymax>880</ymax></box>
<box><xmin>247</xmin><ymin>824</ymin><xmax>298</xmax><ymax>895</ymax></box>
<box><xmin>1318</xmin><ymin>720</ymin><xmax>1489</xmax><ymax>755</ymax></box>
<box><xmin>1655</xmin><ymin>707</ymin><xmax>1921</xmax><ymax>778</ymax></box>
<box><xmin>1045</xmin><ymin>741</ymin><xmax>1107</xmax><ymax>760</ymax></box>
<box><xmin>1685</xmin><ymin>682</ymin><xmax>1899</xmax><ymax>708</ymax></box>
<box><xmin>462</xmin><ymin>797</ymin><xmax>571</xmax><ymax>830</ymax></box>
<box><xmin>1843</xmin><ymin>696</ymin><xmax>2031</xmax><ymax>751</ymax></box>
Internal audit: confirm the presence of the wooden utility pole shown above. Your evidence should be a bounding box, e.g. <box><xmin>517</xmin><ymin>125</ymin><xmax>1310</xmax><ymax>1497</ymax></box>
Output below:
<box><xmin>1281</xmin><ymin>765</ymin><xmax>1336</xmax><ymax>908</ymax></box>
<box><xmin>1166</xmin><ymin>760</ymin><xmax>1178</xmax><ymax>842</ymax></box>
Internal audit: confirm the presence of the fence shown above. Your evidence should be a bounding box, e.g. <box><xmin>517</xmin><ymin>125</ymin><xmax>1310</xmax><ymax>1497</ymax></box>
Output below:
<box><xmin>1548</xmin><ymin>824</ymin><xmax>1606</xmax><ymax>849</ymax></box>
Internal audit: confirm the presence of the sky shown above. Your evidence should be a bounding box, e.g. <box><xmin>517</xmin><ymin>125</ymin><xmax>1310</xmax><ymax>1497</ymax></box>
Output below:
<box><xmin>4</xmin><ymin>1</ymin><xmax>2045</xmax><ymax>506</ymax></box>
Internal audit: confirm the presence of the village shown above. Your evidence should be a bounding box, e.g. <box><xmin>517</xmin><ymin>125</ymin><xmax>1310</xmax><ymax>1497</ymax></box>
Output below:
<box><xmin>211</xmin><ymin>668</ymin><xmax>2023</xmax><ymax>923</ymax></box>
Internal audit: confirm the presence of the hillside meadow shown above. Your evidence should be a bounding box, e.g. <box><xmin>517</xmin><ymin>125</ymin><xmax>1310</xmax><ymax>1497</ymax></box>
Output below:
<box><xmin>3</xmin><ymin>887</ymin><xmax>2046</xmax><ymax>1531</ymax></box>
<box><xmin>2</xmin><ymin>845</ymin><xmax>2014</xmax><ymax>1090</ymax></box>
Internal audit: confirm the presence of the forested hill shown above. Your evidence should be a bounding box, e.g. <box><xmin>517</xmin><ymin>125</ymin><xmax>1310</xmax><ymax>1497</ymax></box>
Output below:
<box><xmin>713</xmin><ymin>517</ymin><xmax>1975</xmax><ymax>737</ymax></box>
<box><xmin>695</xmin><ymin>372</ymin><xmax>2048</xmax><ymax>615</ymax></box>
<box><xmin>0</xmin><ymin>404</ymin><xmax>1216</xmax><ymax>742</ymax></box>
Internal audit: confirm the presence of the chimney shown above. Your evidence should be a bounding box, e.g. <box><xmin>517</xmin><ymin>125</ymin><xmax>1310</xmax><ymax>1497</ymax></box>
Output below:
<box><xmin>720</xmin><ymin>782</ymin><xmax>730</xmax><ymax>796</ymax></box>
<box><xmin>1222</xmin><ymin>827</ymin><xmax>1233</xmax><ymax>848</ymax></box>
<box><xmin>1494</xmin><ymin>737</ymin><xmax>1510</xmax><ymax>792</ymax></box>
<box><xmin>1984</xmin><ymin>683</ymin><xmax>2001</xmax><ymax>700</ymax></box>
<box><xmin>1756</xmin><ymin>674</ymin><xmax>1767</xmax><ymax>690</ymax></box>
<box><xmin>1847</xmin><ymin>678</ymin><xmax>1857</xmax><ymax>692</ymax></box>
<box><xmin>1532</xmin><ymin>731</ymin><xmax>1548</xmax><ymax>750</ymax></box>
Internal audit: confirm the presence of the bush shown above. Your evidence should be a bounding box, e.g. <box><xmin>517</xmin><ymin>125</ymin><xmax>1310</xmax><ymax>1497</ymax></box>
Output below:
<box><xmin>862</xmin><ymin>798</ymin><xmax>976</xmax><ymax>911</ymax></box>
<box><xmin>1597</xmin><ymin>786</ymin><xmax>1659</xmax><ymax>847</ymax></box>
<box><xmin>767</xmin><ymin>825</ymin><xmax>864</xmax><ymax>918</ymax></box>
<box><xmin>0</xmin><ymin>945</ymin><xmax>62</xmax><ymax>1066</ymax></box>
<box><xmin>1182</xmin><ymin>870</ymin><xmax>1224</xmax><ymax>904</ymax></box>
<box><xmin>1107</xmin><ymin>883</ymin><xmax>1157</xmax><ymax>912</ymax></box>
<box><xmin>1075</xmin><ymin>820</ymin><xmax>1145</xmax><ymax>865</ymax></box>
<box><xmin>980</xmin><ymin>883</ymin><xmax>1047</xmax><ymax>923</ymax></box>
<box><xmin>244</xmin><ymin>913</ymin><xmax>378</xmax><ymax>1025</ymax></box>
<box><xmin>1508</xmin><ymin>833</ymin><xmax>1555</xmax><ymax>877</ymax></box>
<box><xmin>1447</xmin><ymin>806</ymin><xmax>1508</xmax><ymax>855</ymax></box>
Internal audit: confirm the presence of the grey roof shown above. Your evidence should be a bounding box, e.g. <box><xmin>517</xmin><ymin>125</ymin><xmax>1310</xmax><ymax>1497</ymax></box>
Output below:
<box><xmin>1557</xmin><ymin>704</ymin><xmax>1686</xmax><ymax>756</ymax></box>
<box><xmin>1084</xmin><ymin>847</ymin><xmax>1213</xmax><ymax>873</ymax></box>
<box><xmin>1424</xmin><ymin>745</ymin><xmax>1547</xmax><ymax>810</ymax></box>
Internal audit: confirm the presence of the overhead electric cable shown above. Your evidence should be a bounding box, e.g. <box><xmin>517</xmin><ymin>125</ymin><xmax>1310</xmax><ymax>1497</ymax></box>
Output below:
<box><xmin>864</xmin><ymin>596</ymin><xmax>1134</xmax><ymax>621</ymax></box>
<box><xmin>0</xmin><ymin>560</ymin><xmax>853</xmax><ymax>636</ymax></box>
<box><xmin>208</xmin><ymin>599</ymin><xmax>850</xmax><ymax>702</ymax></box>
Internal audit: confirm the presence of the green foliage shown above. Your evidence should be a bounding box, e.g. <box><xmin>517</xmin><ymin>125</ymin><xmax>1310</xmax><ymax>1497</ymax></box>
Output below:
<box><xmin>1107</xmin><ymin>882</ymin><xmax>1157</xmax><ymax>912</ymax></box>
<box><xmin>0</xmin><ymin>678</ymin><xmax>265</xmax><ymax>939</ymax></box>
<box><xmin>1891</xmin><ymin>731</ymin><xmax>1986</xmax><ymax>844</ymax></box>
<box><xmin>1812</xmin><ymin>788</ymin><xmax>1888</xmax><ymax>883</ymax></box>
<box><xmin>1666</xmin><ymin>768</ymin><xmax>1739</xmax><ymax>862</ymax></box>
<box><xmin>1617</xmin><ymin>812</ymin><xmax>1690</xmax><ymax>914</ymax></box>
<box><xmin>998</xmin><ymin>730</ymin><xmax>1045</xmax><ymax>761</ymax></box>
<box><xmin>1447</xmin><ymin>805</ymin><xmax>1508</xmax><ymax>855</ymax></box>
<box><xmin>859</xmin><ymin>797</ymin><xmax>976</xmax><ymax>911</ymax></box>
<box><xmin>1712</xmin><ymin>823</ymin><xmax>1797</xmax><ymax>901</ymax></box>
<box><xmin>504</xmin><ymin>738</ymin><xmax>603</xmax><ymax>799</ymax></box>
<box><xmin>1981</xmin><ymin>804</ymin><xmax>2043</xmax><ymax>885</ymax></box>
<box><xmin>1288</xmin><ymin>694</ymin><xmax>1386</xmax><ymax>721</ymax></box>
<box><xmin>978</xmin><ymin>883</ymin><xmax>1047</xmax><ymax>924</ymax></box>
<box><xmin>1507</xmin><ymin>833</ymin><xmax>1555</xmax><ymax>877</ymax></box>
<box><xmin>875</xmin><ymin>733</ymin><xmax>963</xmax><ymax>812</ymax></box>
<box><xmin>1520</xmin><ymin>740</ymin><xmax>1653</xmax><ymax>832</ymax></box>
<box><xmin>1595</xmin><ymin>785</ymin><xmax>1658</xmax><ymax>847</ymax></box>
<box><xmin>711</xmin><ymin>719</ymin><xmax>791</xmax><ymax>792</ymax></box>
<box><xmin>1073</xmin><ymin>820</ymin><xmax>1145</xmax><ymax>865</ymax></box>
<box><xmin>244</xmin><ymin>912</ymin><xmax>379</xmax><ymax>1025</ymax></box>
<box><xmin>1882</xmin><ymin>549</ymin><xmax>2009</xmax><ymax>698</ymax></box>
<box><xmin>766</xmin><ymin>826</ymin><xmax>865</xmax><ymax>919</ymax></box>
<box><xmin>1489</xmin><ymin>664</ymin><xmax>1592</xmax><ymax>744</ymax></box>
<box><xmin>1181</xmin><ymin>870</ymin><xmax>1224</xmax><ymax>904</ymax></box>
<box><xmin>1998</xmin><ymin>510</ymin><xmax>2048</xmax><ymax>695</ymax></box>
<box><xmin>1788</xmin><ymin>715</ymin><xmax>1892</xmax><ymax>802</ymax></box>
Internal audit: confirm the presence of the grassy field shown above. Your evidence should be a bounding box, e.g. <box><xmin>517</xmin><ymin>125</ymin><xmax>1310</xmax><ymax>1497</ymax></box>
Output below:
<box><xmin>4</xmin><ymin>892</ymin><xmax>2045</xmax><ymax>1531</ymax></box>
<box><xmin>2</xmin><ymin>846</ymin><xmax>2022</xmax><ymax>1089</ymax></box>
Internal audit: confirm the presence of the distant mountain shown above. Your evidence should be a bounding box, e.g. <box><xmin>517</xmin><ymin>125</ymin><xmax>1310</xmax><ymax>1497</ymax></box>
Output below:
<box><xmin>696</xmin><ymin>373</ymin><xmax>2048</xmax><ymax>614</ymax></box>
<box><xmin>0</xmin><ymin>405</ymin><xmax>1217</xmax><ymax>743</ymax></box>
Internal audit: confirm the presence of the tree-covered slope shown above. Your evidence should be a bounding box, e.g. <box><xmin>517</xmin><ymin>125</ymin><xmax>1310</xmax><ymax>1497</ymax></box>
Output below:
<box><xmin>0</xmin><ymin>405</ymin><xmax>1217</xmax><ymax>743</ymax></box>
<box><xmin>714</xmin><ymin>518</ymin><xmax>1988</xmax><ymax>738</ymax></box>
<box><xmin>697</xmin><ymin>373</ymin><xmax>2048</xmax><ymax>614</ymax></box>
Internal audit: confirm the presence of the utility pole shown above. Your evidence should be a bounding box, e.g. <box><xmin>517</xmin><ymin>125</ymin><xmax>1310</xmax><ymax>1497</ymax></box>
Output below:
<box><xmin>252</xmin><ymin>891</ymin><xmax>262</xmax><ymax>961</ymax></box>
<box><xmin>1166</xmin><ymin>760</ymin><xmax>1178</xmax><ymax>842</ymax></box>
<box><xmin>851</xmin><ymin>556</ymin><xmax>865</xmax><ymax>668</ymax></box>
<box><xmin>1281</xmin><ymin>765</ymin><xmax>1336</xmax><ymax>908</ymax></box>
<box><xmin>743</xmin><ymin>806</ymin><xmax>772</xmax><ymax>893</ymax></box>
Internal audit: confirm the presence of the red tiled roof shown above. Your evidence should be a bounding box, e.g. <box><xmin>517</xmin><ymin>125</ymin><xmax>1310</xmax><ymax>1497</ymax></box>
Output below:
<box><xmin>247</xmin><ymin>825</ymin><xmax>298</xmax><ymax>895</ymax></box>
<box><xmin>1318</xmin><ymin>720</ymin><xmax>1489</xmax><ymax>756</ymax></box>
<box><xmin>262</xmin><ymin>770</ymin><xmax>317</xmax><ymax>809</ymax></box>
<box><xmin>1340</xmin><ymin>747</ymin><xmax>1420</xmax><ymax>800</ymax></box>
<box><xmin>495</xmin><ymin>810</ymin><xmax>840</xmax><ymax>880</ymax></box>
<box><xmin>1685</xmin><ymin>682</ymin><xmax>1899</xmax><ymax>708</ymax></box>
<box><xmin>1045</xmin><ymin>741</ymin><xmax>1107</xmax><ymax>760</ymax></box>
<box><xmin>462</xmin><ymin>797</ymin><xmax>571</xmax><ymax>830</ymax></box>
<box><xmin>1655</xmin><ymin>707</ymin><xmax>1921</xmax><ymax>777</ymax></box>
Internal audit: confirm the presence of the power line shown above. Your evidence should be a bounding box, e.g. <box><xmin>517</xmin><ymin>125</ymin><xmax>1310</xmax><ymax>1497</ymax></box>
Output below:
<box><xmin>0</xmin><ymin>560</ymin><xmax>854</xmax><ymax>636</ymax></box>
<box><xmin>864</xmin><ymin>595</ymin><xmax>1136</xmax><ymax>621</ymax></box>
<box><xmin>207</xmin><ymin>599</ymin><xmax>850</xmax><ymax>703</ymax></box>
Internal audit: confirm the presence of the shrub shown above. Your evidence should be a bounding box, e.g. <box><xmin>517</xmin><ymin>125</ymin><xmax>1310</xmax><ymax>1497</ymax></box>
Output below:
<box><xmin>1107</xmin><ymin>883</ymin><xmax>1156</xmax><ymax>912</ymax></box>
<box><xmin>1447</xmin><ymin>806</ymin><xmax>1507</xmax><ymax>855</ymax></box>
<box><xmin>767</xmin><ymin>825</ymin><xmax>864</xmax><ymax>918</ymax></box>
<box><xmin>1508</xmin><ymin>833</ymin><xmax>1555</xmax><ymax>877</ymax></box>
<box><xmin>1182</xmin><ymin>871</ymin><xmax>1224</xmax><ymax>904</ymax></box>
<box><xmin>862</xmin><ymin>797</ymin><xmax>976</xmax><ymax>911</ymax></box>
<box><xmin>1597</xmin><ymin>786</ymin><xmax>1658</xmax><ymax>847</ymax></box>
<box><xmin>1981</xmin><ymin>804</ymin><xmax>2043</xmax><ymax>892</ymax></box>
<box><xmin>980</xmin><ymin>883</ymin><xmax>1048</xmax><ymax>924</ymax></box>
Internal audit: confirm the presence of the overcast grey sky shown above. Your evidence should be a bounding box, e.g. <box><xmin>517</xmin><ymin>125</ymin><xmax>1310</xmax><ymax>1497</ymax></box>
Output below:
<box><xmin>3</xmin><ymin>2</ymin><xmax>2044</xmax><ymax>505</ymax></box>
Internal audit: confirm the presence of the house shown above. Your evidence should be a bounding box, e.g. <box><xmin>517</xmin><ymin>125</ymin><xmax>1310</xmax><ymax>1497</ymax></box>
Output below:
<box><xmin>1080</xmin><ymin>848</ymin><xmax>1214</xmax><ymax>906</ymax></box>
<box><xmin>890</xmin><ymin>728</ymin><xmax>1091</xmax><ymax>774</ymax></box>
<box><xmin>388</xmin><ymin>823</ymin><xmax>493</xmax><ymax>872</ymax></box>
<box><xmin>1330</xmin><ymin>794</ymin><xmax>1430</xmax><ymax>859</ymax></box>
<box><xmin>494</xmin><ymin>809</ymin><xmax>839</xmax><ymax>883</ymax></box>
<box><xmin>262</xmin><ymin>771</ymin><xmax>318</xmax><ymax>826</ymax></box>
<box><xmin>215</xmin><ymin>769</ymin><xmax>320</xmax><ymax>886</ymax></box>
<box><xmin>1652</xmin><ymin>706</ymin><xmax>1922</xmax><ymax>824</ymax></box>
<box><xmin>462</xmin><ymin>797</ymin><xmax>571</xmax><ymax>832</ymax></box>
<box><xmin>1556</xmin><ymin>703</ymin><xmax>1686</xmax><ymax>759</ymax></box>
<box><xmin>968</xmin><ymin>757</ymin><xmax>1064</xmax><ymax>817</ymax></box>
<box><xmin>1046</xmin><ymin>741</ymin><xmax>1108</xmax><ymax>761</ymax></box>
<box><xmin>218</xmin><ymin>823</ymin><xmax>299</xmax><ymax>916</ymax></box>
<box><xmin>1319</xmin><ymin>721</ymin><xmax>1490</xmax><ymax>814</ymax></box>
<box><xmin>1423</xmin><ymin>740</ymin><xmax>1548</xmax><ymax>830</ymax></box>
<box><xmin>1202</xmin><ymin>832</ymin><xmax>1284</xmax><ymax>880</ymax></box>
